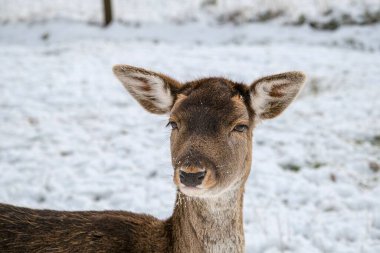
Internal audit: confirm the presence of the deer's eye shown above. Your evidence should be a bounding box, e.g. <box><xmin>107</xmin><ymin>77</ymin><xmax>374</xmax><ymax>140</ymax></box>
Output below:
<box><xmin>233</xmin><ymin>124</ymin><xmax>248</xmax><ymax>133</ymax></box>
<box><xmin>167</xmin><ymin>121</ymin><xmax>178</xmax><ymax>130</ymax></box>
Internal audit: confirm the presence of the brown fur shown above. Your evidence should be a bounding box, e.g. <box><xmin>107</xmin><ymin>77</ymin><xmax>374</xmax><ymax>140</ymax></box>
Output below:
<box><xmin>0</xmin><ymin>65</ymin><xmax>305</xmax><ymax>253</ymax></box>
<box><xmin>0</xmin><ymin>204</ymin><xmax>171</xmax><ymax>253</ymax></box>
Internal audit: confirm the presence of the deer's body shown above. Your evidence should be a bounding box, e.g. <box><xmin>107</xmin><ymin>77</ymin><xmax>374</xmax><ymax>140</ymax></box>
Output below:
<box><xmin>0</xmin><ymin>65</ymin><xmax>305</xmax><ymax>253</ymax></box>
<box><xmin>0</xmin><ymin>190</ymin><xmax>244</xmax><ymax>253</ymax></box>
<box><xmin>0</xmin><ymin>189</ymin><xmax>245</xmax><ymax>253</ymax></box>
<box><xmin>0</xmin><ymin>203</ymin><xmax>170</xmax><ymax>253</ymax></box>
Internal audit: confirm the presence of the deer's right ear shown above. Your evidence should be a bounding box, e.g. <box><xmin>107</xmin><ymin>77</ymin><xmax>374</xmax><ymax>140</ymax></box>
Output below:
<box><xmin>113</xmin><ymin>65</ymin><xmax>181</xmax><ymax>114</ymax></box>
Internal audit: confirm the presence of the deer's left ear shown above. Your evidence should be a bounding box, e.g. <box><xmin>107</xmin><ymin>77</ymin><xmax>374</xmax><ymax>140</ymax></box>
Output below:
<box><xmin>250</xmin><ymin>71</ymin><xmax>306</xmax><ymax>120</ymax></box>
<box><xmin>113</xmin><ymin>65</ymin><xmax>181</xmax><ymax>114</ymax></box>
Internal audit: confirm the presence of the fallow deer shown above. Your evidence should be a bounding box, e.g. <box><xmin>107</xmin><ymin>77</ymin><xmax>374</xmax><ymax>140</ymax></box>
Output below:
<box><xmin>0</xmin><ymin>65</ymin><xmax>305</xmax><ymax>253</ymax></box>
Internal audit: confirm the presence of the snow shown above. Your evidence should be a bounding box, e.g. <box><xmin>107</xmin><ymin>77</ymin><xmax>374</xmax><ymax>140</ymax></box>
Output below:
<box><xmin>1</xmin><ymin>1</ymin><xmax>380</xmax><ymax>253</ymax></box>
<box><xmin>1</xmin><ymin>0</ymin><xmax>380</xmax><ymax>26</ymax></box>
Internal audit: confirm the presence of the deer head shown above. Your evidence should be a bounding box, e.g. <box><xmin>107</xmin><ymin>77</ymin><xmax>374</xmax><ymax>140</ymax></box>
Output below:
<box><xmin>113</xmin><ymin>65</ymin><xmax>305</xmax><ymax>198</ymax></box>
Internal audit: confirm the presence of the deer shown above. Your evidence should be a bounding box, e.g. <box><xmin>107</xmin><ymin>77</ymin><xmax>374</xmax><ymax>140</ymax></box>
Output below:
<box><xmin>0</xmin><ymin>65</ymin><xmax>305</xmax><ymax>253</ymax></box>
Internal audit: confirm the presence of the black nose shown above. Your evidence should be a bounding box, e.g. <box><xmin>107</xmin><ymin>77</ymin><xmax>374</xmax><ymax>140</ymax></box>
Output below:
<box><xmin>179</xmin><ymin>170</ymin><xmax>206</xmax><ymax>187</ymax></box>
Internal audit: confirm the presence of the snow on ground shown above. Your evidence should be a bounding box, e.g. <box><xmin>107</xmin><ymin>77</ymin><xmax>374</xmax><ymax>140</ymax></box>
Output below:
<box><xmin>1</xmin><ymin>0</ymin><xmax>380</xmax><ymax>26</ymax></box>
<box><xmin>1</xmin><ymin>7</ymin><xmax>380</xmax><ymax>253</ymax></box>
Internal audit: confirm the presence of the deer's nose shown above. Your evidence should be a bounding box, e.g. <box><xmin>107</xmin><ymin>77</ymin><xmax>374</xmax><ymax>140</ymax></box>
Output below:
<box><xmin>179</xmin><ymin>170</ymin><xmax>206</xmax><ymax>187</ymax></box>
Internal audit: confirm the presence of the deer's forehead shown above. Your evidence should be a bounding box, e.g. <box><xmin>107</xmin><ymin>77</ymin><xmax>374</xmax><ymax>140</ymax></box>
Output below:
<box><xmin>171</xmin><ymin>82</ymin><xmax>249</xmax><ymax>129</ymax></box>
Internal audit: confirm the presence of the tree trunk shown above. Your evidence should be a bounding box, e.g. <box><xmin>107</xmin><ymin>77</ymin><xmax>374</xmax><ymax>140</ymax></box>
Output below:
<box><xmin>103</xmin><ymin>0</ymin><xmax>112</xmax><ymax>27</ymax></box>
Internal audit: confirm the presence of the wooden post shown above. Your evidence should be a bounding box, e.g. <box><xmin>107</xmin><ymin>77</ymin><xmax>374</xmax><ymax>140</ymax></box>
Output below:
<box><xmin>103</xmin><ymin>0</ymin><xmax>112</xmax><ymax>27</ymax></box>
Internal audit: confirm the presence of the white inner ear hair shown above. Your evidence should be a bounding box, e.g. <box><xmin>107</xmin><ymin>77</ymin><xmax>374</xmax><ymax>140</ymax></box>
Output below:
<box><xmin>251</xmin><ymin>79</ymin><xmax>298</xmax><ymax>120</ymax></box>
<box><xmin>121</xmin><ymin>72</ymin><xmax>173</xmax><ymax>111</ymax></box>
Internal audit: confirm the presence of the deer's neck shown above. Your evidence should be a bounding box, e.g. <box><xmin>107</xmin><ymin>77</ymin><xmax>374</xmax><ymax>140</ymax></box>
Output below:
<box><xmin>170</xmin><ymin>186</ymin><xmax>245</xmax><ymax>253</ymax></box>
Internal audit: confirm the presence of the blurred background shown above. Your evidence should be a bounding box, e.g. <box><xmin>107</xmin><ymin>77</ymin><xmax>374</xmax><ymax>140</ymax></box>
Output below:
<box><xmin>0</xmin><ymin>1</ymin><xmax>379</xmax><ymax>252</ymax></box>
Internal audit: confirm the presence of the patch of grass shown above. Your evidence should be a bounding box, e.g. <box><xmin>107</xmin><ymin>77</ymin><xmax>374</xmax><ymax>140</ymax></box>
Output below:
<box><xmin>217</xmin><ymin>10</ymin><xmax>245</xmax><ymax>24</ymax></box>
<box><xmin>256</xmin><ymin>10</ymin><xmax>283</xmax><ymax>22</ymax></box>
<box><xmin>308</xmin><ymin>77</ymin><xmax>321</xmax><ymax>96</ymax></box>
<box><xmin>310</xmin><ymin>162</ymin><xmax>326</xmax><ymax>169</ymax></box>
<box><xmin>361</xmin><ymin>10</ymin><xmax>380</xmax><ymax>25</ymax></box>
<box><xmin>218</xmin><ymin>9</ymin><xmax>284</xmax><ymax>25</ymax></box>
<box><xmin>37</xmin><ymin>195</ymin><xmax>46</xmax><ymax>203</ymax></box>
<box><xmin>201</xmin><ymin>0</ymin><xmax>217</xmax><ymax>7</ymax></box>
<box><xmin>281</xmin><ymin>163</ymin><xmax>301</xmax><ymax>172</ymax></box>
<box><xmin>344</xmin><ymin>37</ymin><xmax>365</xmax><ymax>50</ymax></box>
<box><xmin>309</xmin><ymin>19</ymin><xmax>340</xmax><ymax>30</ymax></box>
<box><xmin>354</xmin><ymin>135</ymin><xmax>380</xmax><ymax>147</ymax></box>
<box><xmin>148</xmin><ymin>171</ymin><xmax>158</xmax><ymax>178</ymax></box>
<box><xmin>323</xmin><ymin>9</ymin><xmax>333</xmax><ymax>16</ymax></box>
<box><xmin>292</xmin><ymin>15</ymin><xmax>306</xmax><ymax>26</ymax></box>
<box><xmin>370</xmin><ymin>135</ymin><xmax>380</xmax><ymax>147</ymax></box>
<box><xmin>41</xmin><ymin>32</ymin><xmax>49</xmax><ymax>41</ymax></box>
<box><xmin>341</xmin><ymin>13</ymin><xmax>355</xmax><ymax>25</ymax></box>
<box><xmin>60</xmin><ymin>150</ymin><xmax>73</xmax><ymax>157</ymax></box>
<box><xmin>354</xmin><ymin>139</ymin><xmax>364</xmax><ymax>145</ymax></box>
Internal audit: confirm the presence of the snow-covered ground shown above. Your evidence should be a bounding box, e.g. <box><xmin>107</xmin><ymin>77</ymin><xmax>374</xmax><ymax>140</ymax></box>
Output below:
<box><xmin>1</xmin><ymin>0</ymin><xmax>380</xmax><ymax>26</ymax></box>
<box><xmin>1</xmin><ymin>2</ymin><xmax>380</xmax><ymax>253</ymax></box>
